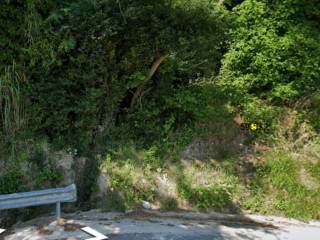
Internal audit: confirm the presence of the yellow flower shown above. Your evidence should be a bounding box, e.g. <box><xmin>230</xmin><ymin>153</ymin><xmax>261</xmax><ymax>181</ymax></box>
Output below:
<box><xmin>250</xmin><ymin>123</ymin><xmax>257</xmax><ymax>131</ymax></box>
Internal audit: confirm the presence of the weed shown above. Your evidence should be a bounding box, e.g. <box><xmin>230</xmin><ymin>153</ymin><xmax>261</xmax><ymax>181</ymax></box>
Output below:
<box><xmin>247</xmin><ymin>150</ymin><xmax>320</xmax><ymax>220</ymax></box>
<box><xmin>101</xmin><ymin>149</ymin><xmax>158</xmax><ymax>211</ymax></box>
<box><xmin>0</xmin><ymin>63</ymin><xmax>26</xmax><ymax>140</ymax></box>
<box><xmin>161</xmin><ymin>197</ymin><xmax>178</xmax><ymax>211</ymax></box>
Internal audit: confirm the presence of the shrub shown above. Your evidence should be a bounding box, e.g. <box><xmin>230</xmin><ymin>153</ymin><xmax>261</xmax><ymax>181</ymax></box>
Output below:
<box><xmin>221</xmin><ymin>0</ymin><xmax>320</xmax><ymax>104</ymax></box>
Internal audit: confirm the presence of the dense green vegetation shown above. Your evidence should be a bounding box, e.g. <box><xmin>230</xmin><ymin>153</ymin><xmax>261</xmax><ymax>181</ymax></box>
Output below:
<box><xmin>0</xmin><ymin>0</ymin><xmax>319</xmax><ymax>221</ymax></box>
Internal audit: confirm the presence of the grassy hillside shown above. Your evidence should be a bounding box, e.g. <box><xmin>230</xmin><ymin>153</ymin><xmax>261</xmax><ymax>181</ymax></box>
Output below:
<box><xmin>98</xmin><ymin>108</ymin><xmax>320</xmax><ymax>220</ymax></box>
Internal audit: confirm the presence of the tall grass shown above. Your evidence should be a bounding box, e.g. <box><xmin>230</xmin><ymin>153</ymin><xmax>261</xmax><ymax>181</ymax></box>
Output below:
<box><xmin>0</xmin><ymin>63</ymin><xmax>26</xmax><ymax>139</ymax></box>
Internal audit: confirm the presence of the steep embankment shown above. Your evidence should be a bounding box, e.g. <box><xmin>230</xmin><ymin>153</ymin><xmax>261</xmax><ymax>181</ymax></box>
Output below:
<box><xmin>0</xmin><ymin>0</ymin><xmax>320</xmax><ymax>225</ymax></box>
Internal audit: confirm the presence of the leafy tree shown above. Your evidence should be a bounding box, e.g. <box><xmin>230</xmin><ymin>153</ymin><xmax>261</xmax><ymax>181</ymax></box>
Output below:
<box><xmin>221</xmin><ymin>0</ymin><xmax>320</xmax><ymax>104</ymax></box>
<box><xmin>0</xmin><ymin>0</ymin><xmax>229</xmax><ymax>148</ymax></box>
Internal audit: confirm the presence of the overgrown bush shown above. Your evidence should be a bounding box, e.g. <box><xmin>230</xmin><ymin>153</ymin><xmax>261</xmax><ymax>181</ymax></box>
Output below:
<box><xmin>221</xmin><ymin>0</ymin><xmax>320</xmax><ymax>104</ymax></box>
<box><xmin>0</xmin><ymin>0</ymin><xmax>229</xmax><ymax>149</ymax></box>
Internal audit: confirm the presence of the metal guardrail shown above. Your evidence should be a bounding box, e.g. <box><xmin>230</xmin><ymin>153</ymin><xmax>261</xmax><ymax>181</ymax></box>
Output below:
<box><xmin>0</xmin><ymin>184</ymin><xmax>77</xmax><ymax>218</ymax></box>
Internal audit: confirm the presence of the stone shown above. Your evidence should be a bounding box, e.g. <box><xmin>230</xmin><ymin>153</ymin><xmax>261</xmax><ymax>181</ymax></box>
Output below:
<box><xmin>54</xmin><ymin>151</ymin><xmax>75</xmax><ymax>186</ymax></box>
<box><xmin>142</xmin><ymin>201</ymin><xmax>151</xmax><ymax>209</ymax></box>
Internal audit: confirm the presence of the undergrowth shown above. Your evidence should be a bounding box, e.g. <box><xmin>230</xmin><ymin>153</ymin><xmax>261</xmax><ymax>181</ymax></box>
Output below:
<box><xmin>99</xmin><ymin>118</ymin><xmax>320</xmax><ymax>220</ymax></box>
<box><xmin>246</xmin><ymin>149</ymin><xmax>320</xmax><ymax>220</ymax></box>
<box><xmin>1</xmin><ymin>0</ymin><xmax>320</xmax><ymax>223</ymax></box>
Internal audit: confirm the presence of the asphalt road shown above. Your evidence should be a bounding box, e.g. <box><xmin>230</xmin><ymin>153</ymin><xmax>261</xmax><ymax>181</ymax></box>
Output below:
<box><xmin>108</xmin><ymin>233</ymin><xmax>222</xmax><ymax>240</ymax></box>
<box><xmin>1</xmin><ymin>210</ymin><xmax>320</xmax><ymax>240</ymax></box>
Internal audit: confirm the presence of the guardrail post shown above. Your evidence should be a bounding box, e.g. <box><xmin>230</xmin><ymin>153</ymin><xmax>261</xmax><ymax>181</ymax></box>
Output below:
<box><xmin>56</xmin><ymin>202</ymin><xmax>61</xmax><ymax>219</ymax></box>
